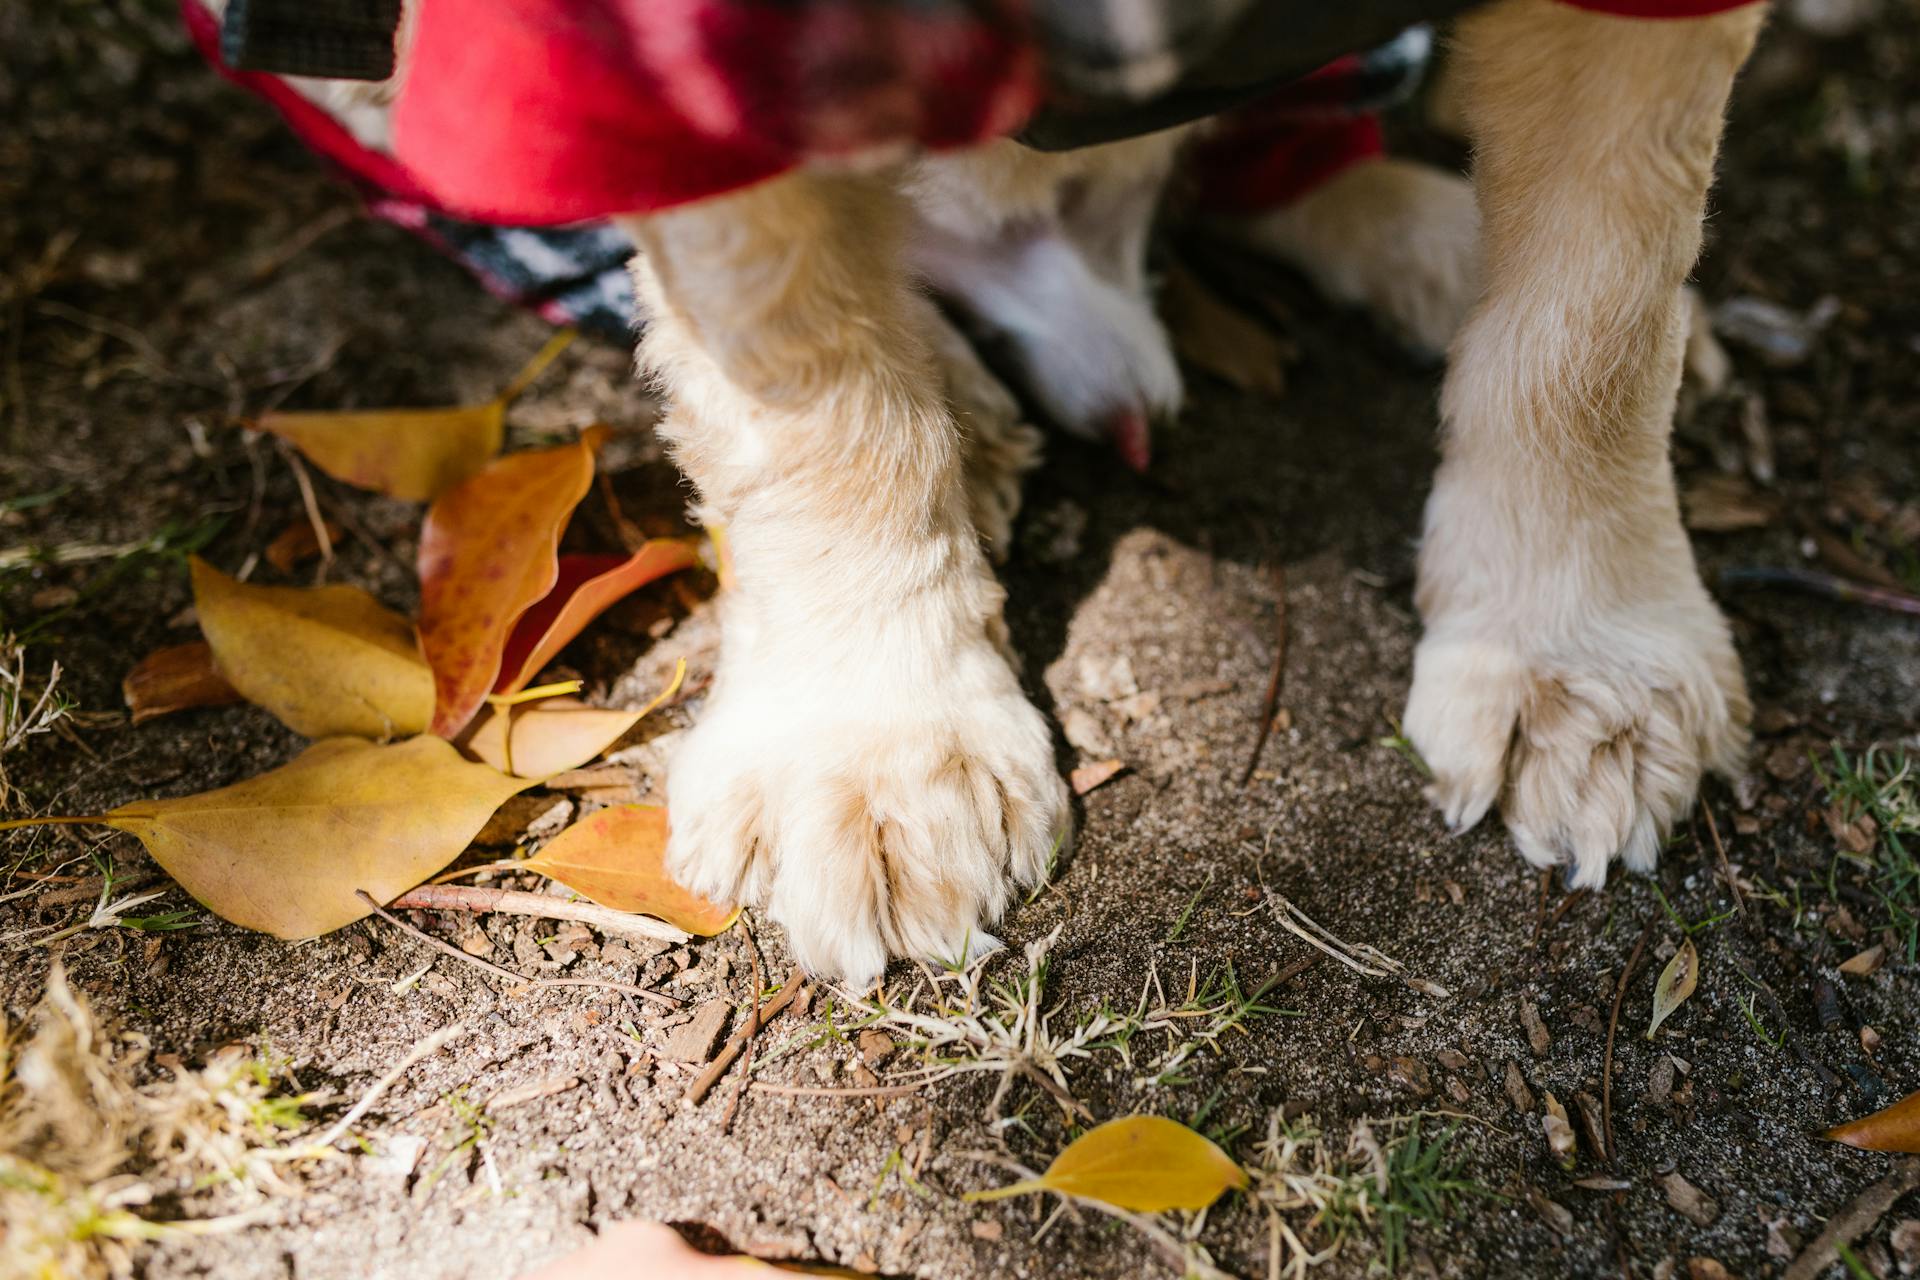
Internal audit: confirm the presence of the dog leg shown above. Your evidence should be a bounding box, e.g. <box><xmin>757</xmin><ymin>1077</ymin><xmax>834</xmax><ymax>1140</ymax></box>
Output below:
<box><xmin>921</xmin><ymin>299</ymin><xmax>1045</xmax><ymax>563</ymax></box>
<box><xmin>1404</xmin><ymin>0</ymin><xmax>1762</xmax><ymax>890</ymax></box>
<box><xmin>616</xmin><ymin>170</ymin><xmax>1069</xmax><ymax>984</ymax></box>
<box><xmin>1216</xmin><ymin>157</ymin><xmax>1483</xmax><ymax>360</ymax></box>
<box><xmin>905</xmin><ymin>137</ymin><xmax>1185</xmax><ymax>468</ymax></box>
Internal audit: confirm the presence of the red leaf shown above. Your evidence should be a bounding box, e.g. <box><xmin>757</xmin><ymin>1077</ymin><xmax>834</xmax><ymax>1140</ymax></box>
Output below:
<box><xmin>493</xmin><ymin>540</ymin><xmax>698</xmax><ymax>695</ymax></box>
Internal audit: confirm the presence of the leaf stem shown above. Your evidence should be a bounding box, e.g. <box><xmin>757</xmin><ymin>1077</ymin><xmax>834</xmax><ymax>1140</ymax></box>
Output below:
<box><xmin>493</xmin><ymin>328</ymin><xmax>577</xmax><ymax>405</ymax></box>
<box><xmin>0</xmin><ymin>815</ymin><xmax>105</xmax><ymax>832</ymax></box>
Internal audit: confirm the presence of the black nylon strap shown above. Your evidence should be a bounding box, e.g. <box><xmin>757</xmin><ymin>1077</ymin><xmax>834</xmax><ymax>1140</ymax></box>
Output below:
<box><xmin>220</xmin><ymin>0</ymin><xmax>402</xmax><ymax>81</ymax></box>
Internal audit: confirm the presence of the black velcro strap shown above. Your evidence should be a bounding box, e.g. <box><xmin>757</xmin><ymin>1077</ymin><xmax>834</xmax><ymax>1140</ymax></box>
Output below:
<box><xmin>220</xmin><ymin>0</ymin><xmax>403</xmax><ymax>81</ymax></box>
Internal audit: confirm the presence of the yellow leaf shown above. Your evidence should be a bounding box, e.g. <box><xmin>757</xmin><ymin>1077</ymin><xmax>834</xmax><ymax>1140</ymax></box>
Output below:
<box><xmin>459</xmin><ymin>700</ymin><xmax>642</xmax><ymax>779</ymax></box>
<box><xmin>191</xmin><ymin>556</ymin><xmax>433</xmax><ymax>740</ymax></box>
<box><xmin>522</xmin><ymin>805</ymin><xmax>736</xmax><ymax>936</ymax></box>
<box><xmin>1824</xmin><ymin>1088</ymin><xmax>1920</xmax><ymax>1154</ymax></box>
<box><xmin>1646</xmin><ymin>937</ymin><xmax>1699</xmax><ymax>1040</ymax></box>
<box><xmin>102</xmin><ymin>736</ymin><xmax>533</xmax><ymax>938</ymax></box>
<box><xmin>965</xmin><ymin>1115</ymin><xmax>1246</xmax><ymax>1213</ymax></box>
<box><xmin>1160</xmin><ymin>260</ymin><xmax>1293</xmax><ymax>398</ymax></box>
<box><xmin>256</xmin><ymin>402</ymin><xmax>504</xmax><ymax>503</ymax></box>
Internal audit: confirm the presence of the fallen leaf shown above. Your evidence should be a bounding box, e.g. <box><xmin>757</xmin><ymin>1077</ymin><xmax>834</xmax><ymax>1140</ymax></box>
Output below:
<box><xmin>191</xmin><ymin>556</ymin><xmax>433</xmax><ymax>740</ymax></box>
<box><xmin>460</xmin><ymin>660</ymin><xmax>684</xmax><ymax>778</ymax></box>
<box><xmin>1824</xmin><ymin>1088</ymin><xmax>1920</xmax><ymax>1154</ymax></box>
<box><xmin>263</xmin><ymin>518</ymin><xmax>343</xmax><ymax>573</ymax></box>
<box><xmin>123</xmin><ymin>641</ymin><xmax>241</xmax><ymax>724</ymax></box>
<box><xmin>255</xmin><ymin>331</ymin><xmax>573</xmax><ymax>502</ymax></box>
<box><xmin>1160</xmin><ymin>261</ymin><xmax>1293</xmax><ymax>397</ymax></box>
<box><xmin>1647</xmin><ymin>937</ymin><xmax>1699</xmax><ymax>1039</ymax></box>
<box><xmin>522</xmin><ymin>804</ymin><xmax>736</xmax><ymax>936</ymax></box>
<box><xmin>1660</xmin><ymin>1171</ymin><xmax>1720</xmax><ymax>1226</ymax></box>
<box><xmin>1542</xmin><ymin>1093</ymin><xmax>1577</xmax><ymax>1170</ymax></box>
<box><xmin>495</xmin><ymin>541</ymin><xmax>699</xmax><ymax>695</ymax></box>
<box><xmin>1069</xmin><ymin>759</ymin><xmax>1126</xmax><ymax>796</ymax></box>
<box><xmin>416</xmin><ymin>429</ymin><xmax>604</xmax><ymax>737</ymax></box>
<box><xmin>1839</xmin><ymin>944</ymin><xmax>1886</xmax><ymax>977</ymax></box>
<box><xmin>964</xmin><ymin>1115</ymin><xmax>1246</xmax><ymax>1213</ymax></box>
<box><xmin>99</xmin><ymin>736</ymin><xmax>531</xmax><ymax>937</ymax></box>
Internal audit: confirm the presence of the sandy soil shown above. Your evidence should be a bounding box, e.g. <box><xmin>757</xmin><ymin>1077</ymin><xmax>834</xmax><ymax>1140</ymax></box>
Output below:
<box><xmin>3</xmin><ymin>2</ymin><xmax>1917</xmax><ymax>1277</ymax></box>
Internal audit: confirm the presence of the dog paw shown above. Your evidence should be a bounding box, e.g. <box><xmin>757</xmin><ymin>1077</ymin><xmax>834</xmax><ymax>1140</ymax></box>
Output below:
<box><xmin>925</xmin><ymin>304</ymin><xmax>1045</xmax><ymax>562</ymax></box>
<box><xmin>665</xmin><ymin>623</ymin><xmax>1068</xmax><ymax>986</ymax></box>
<box><xmin>1405</xmin><ymin>605</ymin><xmax>1749</xmax><ymax>890</ymax></box>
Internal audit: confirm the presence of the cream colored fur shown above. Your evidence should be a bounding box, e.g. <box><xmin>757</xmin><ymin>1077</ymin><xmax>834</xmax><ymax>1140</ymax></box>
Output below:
<box><xmin>1403</xmin><ymin>0</ymin><xmax>1761</xmax><ymax>888</ymax></box>
<box><xmin>613</xmin><ymin>173</ymin><xmax>1068</xmax><ymax>986</ymax></box>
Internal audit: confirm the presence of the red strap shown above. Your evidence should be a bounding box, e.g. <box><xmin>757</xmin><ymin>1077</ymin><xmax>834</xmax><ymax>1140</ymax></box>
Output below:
<box><xmin>1558</xmin><ymin>0</ymin><xmax>1764</xmax><ymax>17</ymax></box>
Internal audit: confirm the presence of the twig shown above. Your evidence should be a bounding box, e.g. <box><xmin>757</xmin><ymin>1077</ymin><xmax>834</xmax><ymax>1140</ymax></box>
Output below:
<box><xmin>748</xmin><ymin>1080</ymin><xmax>925</xmax><ymax>1099</ymax></box>
<box><xmin>1782</xmin><ymin>1159</ymin><xmax>1920</xmax><ymax>1280</ymax></box>
<box><xmin>1727</xmin><ymin>951</ymin><xmax>1839</xmax><ymax>1091</ymax></box>
<box><xmin>1701</xmin><ymin>803</ymin><xmax>1744</xmax><ymax>917</ymax></box>
<box><xmin>1547</xmin><ymin>889</ymin><xmax>1589</xmax><ymax>932</ymax></box>
<box><xmin>273</xmin><ymin>439</ymin><xmax>334</xmax><ymax>577</ymax></box>
<box><xmin>687</xmin><ymin>958</ymin><xmax>804</xmax><ymax>1109</ymax></box>
<box><xmin>1719</xmin><ymin>566</ymin><xmax>1920</xmax><ymax>616</ymax></box>
<box><xmin>355</xmin><ymin>890</ymin><xmax>680</xmax><ymax>1008</ymax></box>
<box><xmin>1239</xmin><ymin>566</ymin><xmax>1288</xmax><ymax>787</ymax></box>
<box><xmin>719</xmin><ymin>917</ymin><xmax>770</xmax><ymax>1130</ymax></box>
<box><xmin>386</xmin><ymin>883</ymin><xmax>690</xmax><ymax>944</ymax></box>
<box><xmin>1602</xmin><ymin>919</ymin><xmax>1653</xmax><ymax>1163</ymax></box>
<box><xmin>306</xmin><ymin>1022</ymin><xmax>469</xmax><ymax>1151</ymax></box>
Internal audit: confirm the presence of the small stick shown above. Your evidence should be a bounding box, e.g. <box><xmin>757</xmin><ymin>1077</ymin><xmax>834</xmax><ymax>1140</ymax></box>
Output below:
<box><xmin>748</xmin><ymin>1080</ymin><xmax>926</xmax><ymax>1100</ymax></box>
<box><xmin>688</xmin><ymin>963</ymin><xmax>805</xmax><ymax>1109</ymax></box>
<box><xmin>387</xmin><ymin>883</ymin><xmax>689</xmax><ymax>944</ymax></box>
<box><xmin>1719</xmin><ymin>566</ymin><xmax>1920</xmax><ymax>616</ymax></box>
<box><xmin>306</xmin><ymin>1021</ymin><xmax>469</xmax><ymax>1151</ymax></box>
<box><xmin>1783</xmin><ymin>1159</ymin><xmax>1920</xmax><ymax>1280</ymax></box>
<box><xmin>1602</xmin><ymin>919</ymin><xmax>1653</xmax><ymax>1163</ymax></box>
<box><xmin>1238</xmin><ymin>565</ymin><xmax>1288</xmax><ymax>787</ymax></box>
<box><xmin>1701</xmin><ymin>803</ymin><xmax>1744</xmax><ymax>917</ymax></box>
<box><xmin>1547</xmin><ymin>888</ymin><xmax>1589</xmax><ymax>932</ymax></box>
<box><xmin>720</xmin><ymin>918</ymin><xmax>767</xmax><ymax>1132</ymax></box>
<box><xmin>356</xmin><ymin>890</ymin><xmax>679</xmax><ymax>1008</ymax></box>
<box><xmin>273</xmin><ymin>438</ymin><xmax>333</xmax><ymax>574</ymax></box>
<box><xmin>1532</xmin><ymin>871</ymin><xmax>1552</xmax><ymax>946</ymax></box>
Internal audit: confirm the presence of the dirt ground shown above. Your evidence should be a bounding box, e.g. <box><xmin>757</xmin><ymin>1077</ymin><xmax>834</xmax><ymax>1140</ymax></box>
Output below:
<box><xmin>3</xmin><ymin>2</ymin><xmax>1917</xmax><ymax>1278</ymax></box>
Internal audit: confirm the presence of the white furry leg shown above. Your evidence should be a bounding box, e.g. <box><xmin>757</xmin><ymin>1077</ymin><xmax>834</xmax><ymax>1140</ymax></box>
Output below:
<box><xmin>619</xmin><ymin>171</ymin><xmax>1068</xmax><ymax>985</ymax></box>
<box><xmin>1404</xmin><ymin>0</ymin><xmax>1761</xmax><ymax>890</ymax></box>
<box><xmin>922</xmin><ymin>300</ymin><xmax>1045</xmax><ymax>563</ymax></box>
<box><xmin>1214</xmin><ymin>156</ymin><xmax>1483</xmax><ymax>360</ymax></box>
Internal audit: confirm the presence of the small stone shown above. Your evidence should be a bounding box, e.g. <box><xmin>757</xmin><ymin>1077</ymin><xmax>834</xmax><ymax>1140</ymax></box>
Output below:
<box><xmin>1648</xmin><ymin>1056</ymin><xmax>1676</xmax><ymax>1105</ymax></box>
<box><xmin>1519</xmin><ymin>1001</ymin><xmax>1551</xmax><ymax>1056</ymax></box>
<box><xmin>1062</xmin><ymin>707</ymin><xmax>1115</xmax><ymax>756</ymax></box>
<box><xmin>1446</xmin><ymin>1077</ymin><xmax>1471</xmax><ymax>1105</ymax></box>
<box><xmin>1660</xmin><ymin>1172</ymin><xmax>1720</xmax><ymax>1227</ymax></box>
<box><xmin>1889</xmin><ymin>1219</ymin><xmax>1919</xmax><ymax>1275</ymax></box>
<box><xmin>849</xmin><ymin>1062</ymin><xmax>880</xmax><ymax>1090</ymax></box>
<box><xmin>858</xmin><ymin>1029</ymin><xmax>898</xmax><ymax>1070</ymax></box>
<box><xmin>970</xmin><ymin>1219</ymin><xmax>1004</xmax><ymax>1242</ymax></box>
<box><xmin>1766</xmin><ymin>1218</ymin><xmax>1802</xmax><ymax>1261</ymax></box>
<box><xmin>1436</xmin><ymin>1049</ymin><xmax>1469</xmax><ymax>1072</ymax></box>
<box><xmin>457</xmin><ymin>927</ymin><xmax>495</xmax><ymax>958</ymax></box>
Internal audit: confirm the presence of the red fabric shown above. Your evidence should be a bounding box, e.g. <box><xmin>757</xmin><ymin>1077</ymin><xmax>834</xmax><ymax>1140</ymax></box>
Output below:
<box><xmin>390</xmin><ymin>0</ymin><xmax>1042</xmax><ymax>225</ymax></box>
<box><xmin>1187</xmin><ymin>56</ymin><xmax>1387</xmax><ymax>216</ymax></box>
<box><xmin>1560</xmin><ymin>0</ymin><xmax>1760</xmax><ymax>14</ymax></box>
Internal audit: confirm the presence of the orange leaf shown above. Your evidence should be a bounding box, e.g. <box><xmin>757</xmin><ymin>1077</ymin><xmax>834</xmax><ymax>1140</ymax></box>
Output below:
<box><xmin>462</xmin><ymin>660</ymin><xmax>684</xmax><ymax>778</ymax></box>
<box><xmin>123</xmin><ymin>642</ymin><xmax>242</xmax><ymax>724</ymax></box>
<box><xmin>416</xmin><ymin>430</ymin><xmax>605</xmax><ymax>738</ymax></box>
<box><xmin>494</xmin><ymin>540</ymin><xmax>699</xmax><ymax>695</ymax></box>
<box><xmin>1824</xmin><ymin>1089</ymin><xmax>1920</xmax><ymax>1154</ymax></box>
<box><xmin>523</xmin><ymin>805</ymin><xmax>735</xmax><ymax>935</ymax></box>
<box><xmin>264</xmin><ymin>518</ymin><xmax>342</xmax><ymax>573</ymax></box>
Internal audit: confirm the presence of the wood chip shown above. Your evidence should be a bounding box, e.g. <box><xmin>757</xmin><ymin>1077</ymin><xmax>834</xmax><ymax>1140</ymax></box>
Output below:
<box><xmin>1520</xmin><ymin>1000</ymin><xmax>1551</xmax><ymax>1056</ymax></box>
<box><xmin>1505</xmin><ymin>1059</ymin><xmax>1536</xmax><ymax>1113</ymax></box>
<box><xmin>857</xmin><ymin>1028</ymin><xmax>897</xmax><ymax>1070</ymax></box>
<box><xmin>486</xmin><ymin>1075</ymin><xmax>581</xmax><ymax>1111</ymax></box>
<box><xmin>660</xmin><ymin>999</ymin><xmax>731</xmax><ymax>1063</ymax></box>
<box><xmin>1526</xmin><ymin>1189</ymin><xmax>1574</xmax><ymax>1238</ymax></box>
<box><xmin>1661</xmin><ymin>1172</ymin><xmax>1721</xmax><ymax>1227</ymax></box>
<box><xmin>1069</xmin><ymin>759</ymin><xmax>1127</xmax><ymax>796</ymax></box>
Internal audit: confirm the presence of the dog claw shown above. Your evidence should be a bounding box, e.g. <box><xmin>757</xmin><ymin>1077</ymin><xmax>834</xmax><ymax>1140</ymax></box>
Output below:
<box><xmin>1104</xmin><ymin>407</ymin><xmax>1152</xmax><ymax>473</ymax></box>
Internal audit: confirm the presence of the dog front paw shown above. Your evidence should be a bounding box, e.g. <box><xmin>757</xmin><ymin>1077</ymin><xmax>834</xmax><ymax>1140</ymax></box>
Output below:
<box><xmin>666</xmin><ymin>633</ymin><xmax>1068</xmax><ymax>986</ymax></box>
<box><xmin>1405</xmin><ymin>600</ymin><xmax>1749</xmax><ymax>890</ymax></box>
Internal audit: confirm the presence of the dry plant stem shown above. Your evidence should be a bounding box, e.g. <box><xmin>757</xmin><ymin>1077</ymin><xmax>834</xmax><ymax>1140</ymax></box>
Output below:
<box><xmin>718</xmin><ymin>919</ymin><xmax>769</xmax><ymax>1130</ymax></box>
<box><xmin>274</xmin><ymin>438</ymin><xmax>334</xmax><ymax>573</ymax></box>
<box><xmin>1238</xmin><ymin>566</ymin><xmax>1288</xmax><ymax>787</ymax></box>
<box><xmin>1547</xmin><ymin>888</ymin><xmax>1588</xmax><ymax>931</ymax></box>
<box><xmin>1602</xmin><ymin>919</ymin><xmax>1653</xmax><ymax>1163</ymax></box>
<box><xmin>355</xmin><ymin>890</ymin><xmax>680</xmax><ymax>1007</ymax></box>
<box><xmin>1720</xmin><ymin>565</ymin><xmax>1920</xmax><ymax>616</ymax></box>
<box><xmin>386</xmin><ymin>883</ymin><xmax>690</xmax><ymax>944</ymax></box>
<box><xmin>748</xmin><ymin>1080</ymin><xmax>925</xmax><ymax>1099</ymax></box>
<box><xmin>307</xmin><ymin>1021</ymin><xmax>470</xmax><ymax>1151</ymax></box>
<box><xmin>686</xmin><ymin>955</ymin><xmax>805</xmax><ymax>1108</ymax></box>
<box><xmin>1783</xmin><ymin>1158</ymin><xmax>1920</xmax><ymax>1280</ymax></box>
<box><xmin>1701</xmin><ymin>802</ymin><xmax>1744</xmax><ymax>916</ymax></box>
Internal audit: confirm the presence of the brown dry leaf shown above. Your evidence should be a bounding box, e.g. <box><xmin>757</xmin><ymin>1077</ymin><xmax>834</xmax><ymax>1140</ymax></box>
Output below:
<box><xmin>965</xmin><ymin>1115</ymin><xmax>1246</xmax><ymax>1213</ymax></box>
<box><xmin>1824</xmin><ymin>1089</ymin><xmax>1920</xmax><ymax>1154</ymax></box>
<box><xmin>191</xmin><ymin>556</ymin><xmax>433</xmax><ymax>740</ymax></box>
<box><xmin>1838</xmin><ymin>944</ymin><xmax>1886</xmax><ymax>977</ymax></box>
<box><xmin>1647</xmin><ymin>937</ymin><xmax>1699</xmax><ymax>1039</ymax></box>
<box><xmin>254</xmin><ymin>331</ymin><xmax>573</xmax><ymax>503</ymax></box>
<box><xmin>1069</xmin><ymin>759</ymin><xmax>1126</xmax><ymax>796</ymax></box>
<box><xmin>99</xmin><ymin>737</ymin><xmax>532</xmax><ymax>937</ymax></box>
<box><xmin>416</xmin><ymin>428</ymin><xmax>605</xmax><ymax>737</ymax></box>
<box><xmin>1681</xmin><ymin>473</ymin><xmax>1780</xmax><ymax>532</ymax></box>
<box><xmin>263</xmin><ymin>518</ymin><xmax>343</xmax><ymax>573</ymax></box>
<box><xmin>494</xmin><ymin>541</ymin><xmax>699</xmax><ymax>695</ymax></box>
<box><xmin>1160</xmin><ymin>260</ymin><xmax>1291</xmax><ymax>397</ymax></box>
<box><xmin>522</xmin><ymin>804</ymin><xmax>735</xmax><ymax>935</ymax></box>
<box><xmin>122</xmin><ymin>641</ymin><xmax>241</xmax><ymax>724</ymax></box>
<box><xmin>460</xmin><ymin>659</ymin><xmax>683</xmax><ymax>778</ymax></box>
